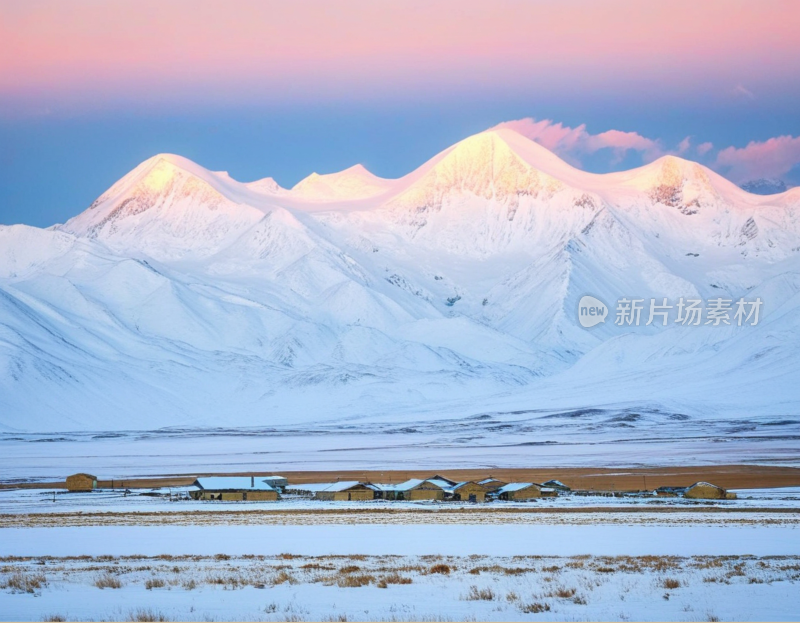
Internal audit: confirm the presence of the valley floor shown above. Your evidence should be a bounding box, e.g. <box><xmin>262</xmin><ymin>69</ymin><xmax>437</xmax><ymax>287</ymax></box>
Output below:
<box><xmin>2</xmin><ymin>551</ymin><xmax>799</xmax><ymax>622</ymax></box>
<box><xmin>1</xmin><ymin>494</ymin><xmax>799</xmax><ymax>621</ymax></box>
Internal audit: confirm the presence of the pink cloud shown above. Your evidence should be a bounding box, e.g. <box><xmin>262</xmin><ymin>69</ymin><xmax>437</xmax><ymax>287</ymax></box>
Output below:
<box><xmin>715</xmin><ymin>135</ymin><xmax>800</xmax><ymax>182</ymax></box>
<box><xmin>675</xmin><ymin>137</ymin><xmax>692</xmax><ymax>155</ymax></box>
<box><xmin>697</xmin><ymin>142</ymin><xmax>714</xmax><ymax>156</ymax></box>
<box><xmin>493</xmin><ymin>117</ymin><xmax>664</xmax><ymax>165</ymax></box>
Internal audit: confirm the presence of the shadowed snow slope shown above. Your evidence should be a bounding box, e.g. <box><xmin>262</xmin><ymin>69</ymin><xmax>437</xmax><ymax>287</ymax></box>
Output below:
<box><xmin>2</xmin><ymin>129</ymin><xmax>800</xmax><ymax>432</ymax></box>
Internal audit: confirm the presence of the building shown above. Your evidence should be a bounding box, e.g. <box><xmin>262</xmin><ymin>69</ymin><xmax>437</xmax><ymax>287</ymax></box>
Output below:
<box><xmin>477</xmin><ymin>477</ymin><xmax>507</xmax><ymax>492</ymax></box>
<box><xmin>541</xmin><ymin>479</ymin><xmax>571</xmax><ymax>492</ymax></box>
<box><xmin>684</xmin><ymin>482</ymin><xmax>736</xmax><ymax>500</ymax></box>
<box><xmin>190</xmin><ymin>476</ymin><xmax>279</xmax><ymax>501</ymax></box>
<box><xmin>381</xmin><ymin>478</ymin><xmax>446</xmax><ymax>501</ymax></box>
<box><xmin>428</xmin><ymin>475</ymin><xmax>459</xmax><ymax>487</ymax></box>
<box><xmin>262</xmin><ymin>475</ymin><xmax>289</xmax><ymax>491</ymax></box>
<box><xmin>655</xmin><ymin>486</ymin><xmax>687</xmax><ymax>497</ymax></box>
<box><xmin>496</xmin><ymin>482</ymin><xmax>548</xmax><ymax>500</ymax></box>
<box><xmin>313</xmin><ymin>481</ymin><xmax>375</xmax><ymax>501</ymax></box>
<box><xmin>447</xmin><ymin>481</ymin><xmax>489</xmax><ymax>502</ymax></box>
<box><xmin>66</xmin><ymin>473</ymin><xmax>97</xmax><ymax>491</ymax></box>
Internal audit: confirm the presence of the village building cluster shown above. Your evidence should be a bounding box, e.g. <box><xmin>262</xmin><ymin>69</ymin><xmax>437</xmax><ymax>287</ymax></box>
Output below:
<box><xmin>172</xmin><ymin>474</ymin><xmax>736</xmax><ymax>502</ymax></box>
<box><xmin>62</xmin><ymin>472</ymin><xmax>737</xmax><ymax>502</ymax></box>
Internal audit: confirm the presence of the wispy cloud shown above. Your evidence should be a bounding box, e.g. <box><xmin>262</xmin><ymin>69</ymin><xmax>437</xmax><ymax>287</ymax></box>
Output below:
<box><xmin>492</xmin><ymin>118</ymin><xmax>664</xmax><ymax>166</ymax></box>
<box><xmin>491</xmin><ymin>117</ymin><xmax>705</xmax><ymax>168</ymax></box>
<box><xmin>696</xmin><ymin>142</ymin><xmax>714</xmax><ymax>156</ymax></box>
<box><xmin>732</xmin><ymin>84</ymin><xmax>756</xmax><ymax>100</ymax></box>
<box><xmin>715</xmin><ymin>135</ymin><xmax>800</xmax><ymax>183</ymax></box>
<box><xmin>495</xmin><ymin>117</ymin><xmax>799</xmax><ymax>187</ymax></box>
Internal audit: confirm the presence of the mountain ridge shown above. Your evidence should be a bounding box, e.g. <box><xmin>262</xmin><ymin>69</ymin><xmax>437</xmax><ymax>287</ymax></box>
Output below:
<box><xmin>1</xmin><ymin>128</ymin><xmax>799</xmax><ymax>431</ymax></box>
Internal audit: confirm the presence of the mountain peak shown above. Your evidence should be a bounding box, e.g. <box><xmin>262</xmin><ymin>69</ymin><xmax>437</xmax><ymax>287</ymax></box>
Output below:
<box><xmin>383</xmin><ymin>130</ymin><xmax>573</xmax><ymax>218</ymax></box>
<box><xmin>58</xmin><ymin>153</ymin><xmax>264</xmax><ymax>256</ymax></box>
<box><xmin>291</xmin><ymin>163</ymin><xmax>393</xmax><ymax>202</ymax></box>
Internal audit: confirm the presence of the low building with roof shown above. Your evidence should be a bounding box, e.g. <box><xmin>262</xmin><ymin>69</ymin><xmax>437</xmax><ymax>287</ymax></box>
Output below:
<box><xmin>313</xmin><ymin>481</ymin><xmax>375</xmax><ymax>501</ymax></box>
<box><xmin>447</xmin><ymin>481</ymin><xmax>489</xmax><ymax>502</ymax></box>
<box><xmin>541</xmin><ymin>479</ymin><xmax>570</xmax><ymax>492</ymax></box>
<box><xmin>477</xmin><ymin>477</ymin><xmax>507</xmax><ymax>492</ymax></box>
<box><xmin>496</xmin><ymin>482</ymin><xmax>549</xmax><ymax>500</ymax></box>
<box><xmin>190</xmin><ymin>476</ymin><xmax>279</xmax><ymax>501</ymax></box>
<box><xmin>655</xmin><ymin>486</ymin><xmax>687</xmax><ymax>497</ymax></box>
<box><xmin>66</xmin><ymin>473</ymin><xmax>97</xmax><ymax>492</ymax></box>
<box><xmin>684</xmin><ymin>482</ymin><xmax>736</xmax><ymax>500</ymax></box>
<box><xmin>261</xmin><ymin>475</ymin><xmax>288</xmax><ymax>490</ymax></box>
<box><xmin>380</xmin><ymin>478</ymin><xmax>446</xmax><ymax>501</ymax></box>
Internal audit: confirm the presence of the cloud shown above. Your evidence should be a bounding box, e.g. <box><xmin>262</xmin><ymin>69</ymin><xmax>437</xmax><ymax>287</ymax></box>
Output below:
<box><xmin>676</xmin><ymin>137</ymin><xmax>692</xmax><ymax>155</ymax></box>
<box><xmin>493</xmin><ymin>117</ymin><xmax>798</xmax><ymax>186</ymax></box>
<box><xmin>696</xmin><ymin>142</ymin><xmax>714</xmax><ymax>156</ymax></box>
<box><xmin>493</xmin><ymin>117</ymin><xmax>665</xmax><ymax>167</ymax></box>
<box><xmin>715</xmin><ymin>135</ymin><xmax>800</xmax><ymax>182</ymax></box>
<box><xmin>732</xmin><ymin>84</ymin><xmax>756</xmax><ymax>100</ymax></box>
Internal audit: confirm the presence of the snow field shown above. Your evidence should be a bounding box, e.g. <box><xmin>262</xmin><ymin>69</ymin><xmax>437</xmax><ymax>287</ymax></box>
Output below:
<box><xmin>1</xmin><ymin>552</ymin><xmax>799</xmax><ymax>622</ymax></box>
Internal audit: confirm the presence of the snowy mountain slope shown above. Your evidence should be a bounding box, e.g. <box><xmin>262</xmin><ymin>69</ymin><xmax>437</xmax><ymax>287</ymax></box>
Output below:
<box><xmin>1</xmin><ymin>128</ymin><xmax>800</xmax><ymax>432</ymax></box>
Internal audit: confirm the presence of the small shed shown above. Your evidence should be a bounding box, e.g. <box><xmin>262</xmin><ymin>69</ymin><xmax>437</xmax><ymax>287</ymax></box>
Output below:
<box><xmin>313</xmin><ymin>481</ymin><xmax>375</xmax><ymax>501</ymax></box>
<box><xmin>191</xmin><ymin>476</ymin><xmax>279</xmax><ymax>501</ymax></box>
<box><xmin>496</xmin><ymin>482</ymin><xmax>546</xmax><ymax>501</ymax></box>
<box><xmin>684</xmin><ymin>482</ymin><xmax>735</xmax><ymax>500</ymax></box>
<box><xmin>66</xmin><ymin>473</ymin><xmax>97</xmax><ymax>491</ymax></box>
<box><xmin>448</xmin><ymin>481</ymin><xmax>489</xmax><ymax>503</ymax></box>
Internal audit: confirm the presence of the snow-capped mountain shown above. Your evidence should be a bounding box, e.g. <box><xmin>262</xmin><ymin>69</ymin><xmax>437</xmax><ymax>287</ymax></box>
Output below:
<box><xmin>2</xmin><ymin>128</ymin><xmax>799</xmax><ymax>432</ymax></box>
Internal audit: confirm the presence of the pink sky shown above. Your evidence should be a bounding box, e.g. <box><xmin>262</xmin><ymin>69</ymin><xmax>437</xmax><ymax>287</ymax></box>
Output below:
<box><xmin>2</xmin><ymin>1</ymin><xmax>799</xmax><ymax>108</ymax></box>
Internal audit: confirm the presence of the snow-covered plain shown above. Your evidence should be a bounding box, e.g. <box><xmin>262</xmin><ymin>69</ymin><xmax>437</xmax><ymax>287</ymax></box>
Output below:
<box><xmin>1</xmin><ymin>128</ymin><xmax>799</xmax><ymax>444</ymax></box>
<box><xmin>2</xmin><ymin>550</ymin><xmax>799</xmax><ymax>622</ymax></box>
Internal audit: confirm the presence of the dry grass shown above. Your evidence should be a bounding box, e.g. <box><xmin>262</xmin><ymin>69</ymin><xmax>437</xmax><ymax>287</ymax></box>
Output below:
<box><xmin>94</xmin><ymin>573</ymin><xmax>122</xmax><ymax>589</ymax></box>
<box><xmin>551</xmin><ymin>586</ymin><xmax>577</xmax><ymax>599</ymax></box>
<box><xmin>428</xmin><ymin>563</ymin><xmax>451</xmax><ymax>575</ymax></box>
<box><xmin>376</xmin><ymin>572</ymin><xmax>413</xmax><ymax>588</ymax></box>
<box><xmin>336</xmin><ymin>573</ymin><xmax>374</xmax><ymax>588</ymax></box>
<box><xmin>145</xmin><ymin>577</ymin><xmax>166</xmax><ymax>590</ymax></box>
<box><xmin>127</xmin><ymin>608</ymin><xmax>169</xmax><ymax>622</ymax></box>
<box><xmin>42</xmin><ymin>616</ymin><xmax>66</xmax><ymax>622</ymax></box>
<box><xmin>519</xmin><ymin>601</ymin><xmax>551</xmax><ymax>613</ymax></box>
<box><xmin>270</xmin><ymin>570</ymin><xmax>297</xmax><ymax>586</ymax></box>
<box><xmin>2</xmin><ymin>571</ymin><xmax>46</xmax><ymax>593</ymax></box>
<box><xmin>301</xmin><ymin>562</ymin><xmax>335</xmax><ymax>571</ymax></box>
<box><xmin>465</xmin><ymin>585</ymin><xmax>496</xmax><ymax>601</ymax></box>
<box><xmin>338</xmin><ymin>565</ymin><xmax>361</xmax><ymax>574</ymax></box>
<box><xmin>662</xmin><ymin>578</ymin><xmax>681</xmax><ymax>590</ymax></box>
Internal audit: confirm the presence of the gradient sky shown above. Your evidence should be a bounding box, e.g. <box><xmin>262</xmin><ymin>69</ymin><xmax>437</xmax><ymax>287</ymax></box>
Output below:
<box><xmin>2</xmin><ymin>0</ymin><xmax>800</xmax><ymax>227</ymax></box>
